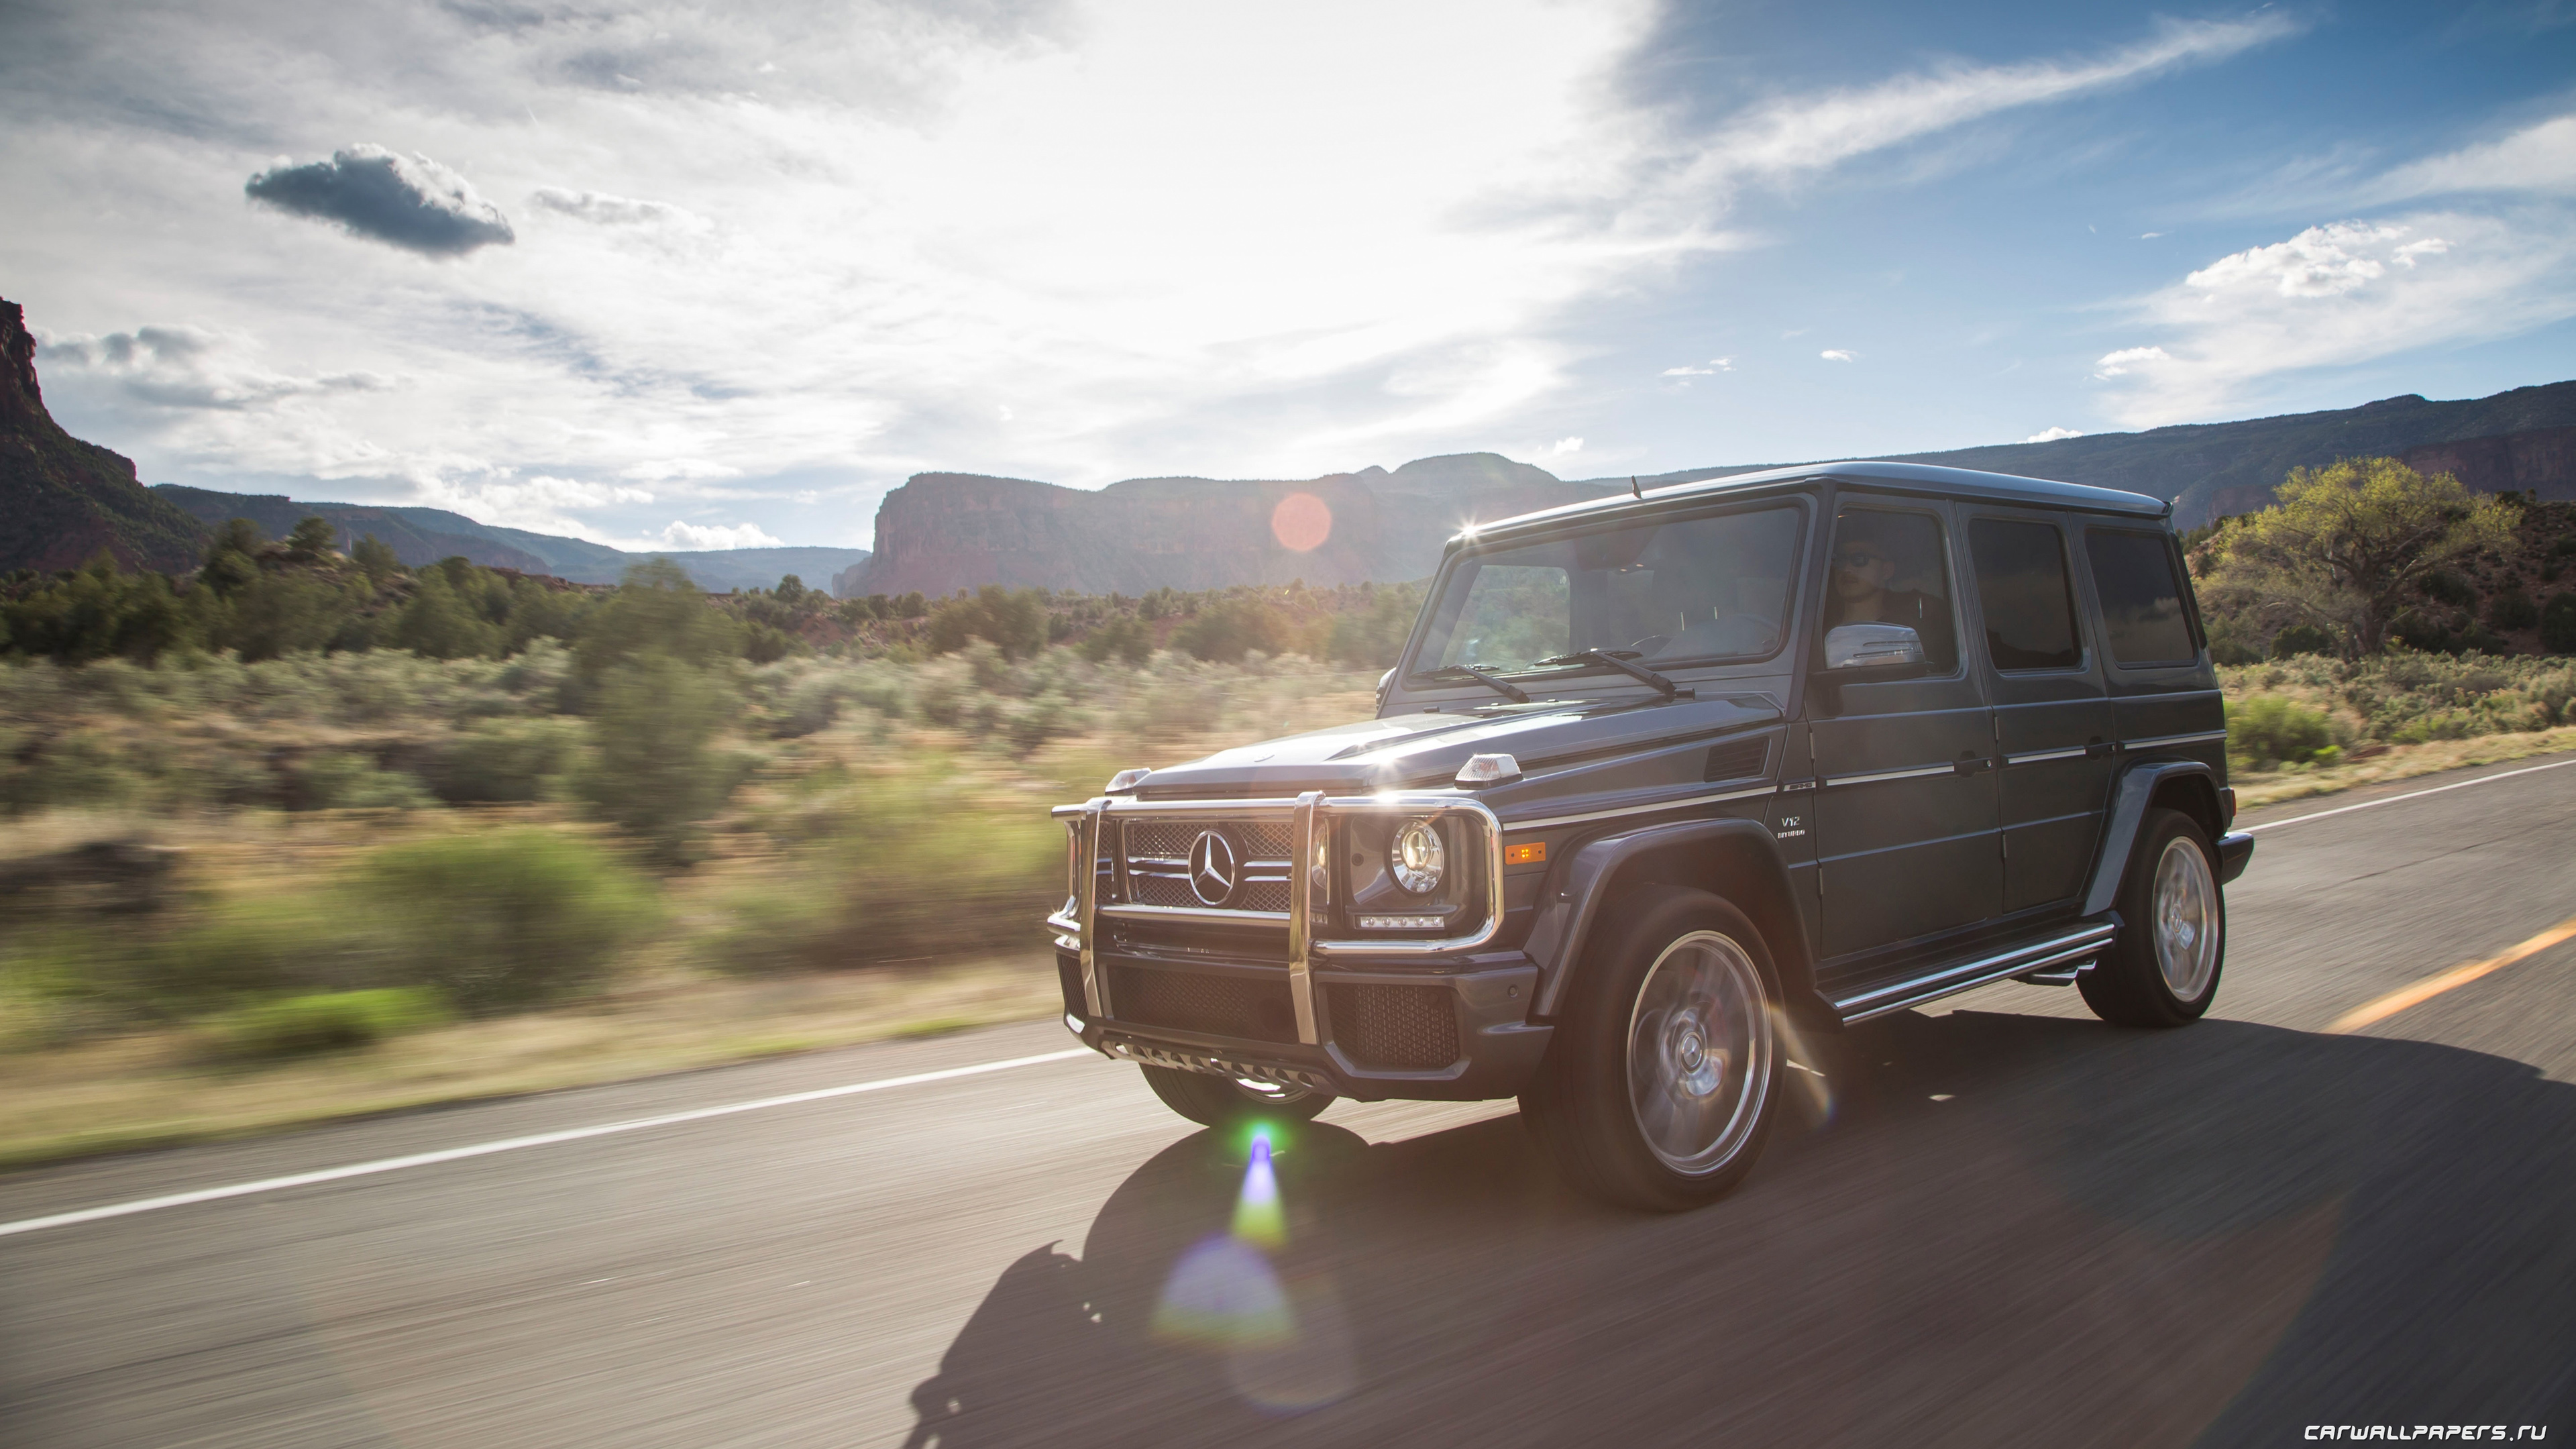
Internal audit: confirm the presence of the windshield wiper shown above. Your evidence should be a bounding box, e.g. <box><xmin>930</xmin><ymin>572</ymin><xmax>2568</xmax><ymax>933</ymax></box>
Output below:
<box><xmin>1529</xmin><ymin>649</ymin><xmax>1690</xmax><ymax>700</ymax></box>
<box><xmin>1418</xmin><ymin>663</ymin><xmax>1531</xmax><ymax>703</ymax></box>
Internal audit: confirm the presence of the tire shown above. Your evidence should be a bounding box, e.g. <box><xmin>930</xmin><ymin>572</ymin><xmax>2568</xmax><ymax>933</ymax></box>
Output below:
<box><xmin>2080</xmin><ymin>806</ymin><xmax>2225</xmax><ymax>1028</ymax></box>
<box><xmin>1520</xmin><ymin>885</ymin><xmax>1784</xmax><ymax>1211</ymax></box>
<box><xmin>1140</xmin><ymin>1065</ymin><xmax>1333</xmax><ymax>1129</ymax></box>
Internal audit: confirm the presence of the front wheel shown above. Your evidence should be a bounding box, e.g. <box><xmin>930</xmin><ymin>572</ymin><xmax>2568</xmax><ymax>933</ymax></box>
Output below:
<box><xmin>1521</xmin><ymin>885</ymin><xmax>1784</xmax><ymax>1211</ymax></box>
<box><xmin>1140</xmin><ymin>1065</ymin><xmax>1332</xmax><ymax>1129</ymax></box>
<box><xmin>2080</xmin><ymin>806</ymin><xmax>2225</xmax><ymax>1028</ymax></box>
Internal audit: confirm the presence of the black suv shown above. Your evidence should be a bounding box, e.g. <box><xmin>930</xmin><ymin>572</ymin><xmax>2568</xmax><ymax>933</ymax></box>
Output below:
<box><xmin>1046</xmin><ymin>462</ymin><xmax>2253</xmax><ymax>1210</ymax></box>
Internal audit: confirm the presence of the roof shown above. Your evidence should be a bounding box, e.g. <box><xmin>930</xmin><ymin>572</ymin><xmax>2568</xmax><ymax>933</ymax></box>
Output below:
<box><xmin>1462</xmin><ymin>460</ymin><xmax>2171</xmax><ymax>543</ymax></box>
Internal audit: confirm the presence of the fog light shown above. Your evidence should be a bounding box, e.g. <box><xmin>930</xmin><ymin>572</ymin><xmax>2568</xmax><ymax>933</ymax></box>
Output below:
<box><xmin>1389</xmin><ymin>818</ymin><xmax>1446</xmax><ymax>894</ymax></box>
<box><xmin>1358</xmin><ymin>914</ymin><xmax>1445</xmax><ymax>930</ymax></box>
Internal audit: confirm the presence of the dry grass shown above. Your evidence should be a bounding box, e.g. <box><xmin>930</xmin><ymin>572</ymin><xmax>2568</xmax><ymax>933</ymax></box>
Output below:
<box><xmin>2230</xmin><ymin>727</ymin><xmax>2576</xmax><ymax>808</ymax></box>
<box><xmin>0</xmin><ymin>953</ymin><xmax>1062</xmax><ymax>1169</ymax></box>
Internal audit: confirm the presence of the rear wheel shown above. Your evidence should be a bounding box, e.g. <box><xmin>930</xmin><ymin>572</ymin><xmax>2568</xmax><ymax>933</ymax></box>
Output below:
<box><xmin>2080</xmin><ymin>806</ymin><xmax>2224</xmax><ymax>1028</ymax></box>
<box><xmin>1140</xmin><ymin>1065</ymin><xmax>1332</xmax><ymax>1129</ymax></box>
<box><xmin>1521</xmin><ymin>885</ymin><xmax>1783</xmax><ymax>1211</ymax></box>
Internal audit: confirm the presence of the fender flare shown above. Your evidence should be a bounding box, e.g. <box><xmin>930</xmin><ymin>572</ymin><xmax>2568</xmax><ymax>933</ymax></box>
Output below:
<box><xmin>1523</xmin><ymin>817</ymin><xmax>1825</xmax><ymax>1024</ymax></box>
<box><xmin>2082</xmin><ymin>760</ymin><xmax>2218</xmax><ymax>917</ymax></box>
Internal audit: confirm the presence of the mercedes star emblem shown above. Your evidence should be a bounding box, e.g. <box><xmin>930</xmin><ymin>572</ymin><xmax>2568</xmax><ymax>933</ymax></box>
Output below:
<box><xmin>1188</xmin><ymin>830</ymin><xmax>1238</xmax><ymax>906</ymax></box>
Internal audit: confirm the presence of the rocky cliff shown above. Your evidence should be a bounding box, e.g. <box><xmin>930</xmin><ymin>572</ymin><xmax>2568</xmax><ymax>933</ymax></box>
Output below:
<box><xmin>854</xmin><ymin>453</ymin><xmax>1616</xmax><ymax>597</ymax></box>
<box><xmin>0</xmin><ymin>296</ymin><xmax>209</xmax><ymax>574</ymax></box>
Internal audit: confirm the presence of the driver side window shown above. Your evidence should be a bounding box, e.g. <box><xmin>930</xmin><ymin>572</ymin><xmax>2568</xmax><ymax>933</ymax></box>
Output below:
<box><xmin>1824</xmin><ymin>508</ymin><xmax>1959</xmax><ymax>673</ymax></box>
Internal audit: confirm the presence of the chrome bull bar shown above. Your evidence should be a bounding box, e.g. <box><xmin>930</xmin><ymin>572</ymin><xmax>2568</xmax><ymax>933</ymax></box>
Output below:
<box><xmin>1048</xmin><ymin>791</ymin><xmax>1505</xmax><ymax>1047</ymax></box>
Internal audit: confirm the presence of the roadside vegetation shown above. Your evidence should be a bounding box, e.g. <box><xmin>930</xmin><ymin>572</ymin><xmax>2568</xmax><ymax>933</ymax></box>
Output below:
<box><xmin>3</xmin><ymin>462</ymin><xmax>2573</xmax><ymax>1160</ymax></box>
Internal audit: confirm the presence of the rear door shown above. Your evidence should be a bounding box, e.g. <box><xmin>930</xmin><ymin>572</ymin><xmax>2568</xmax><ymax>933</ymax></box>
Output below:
<box><xmin>2080</xmin><ymin>525</ymin><xmax>2228</xmax><ymax>767</ymax></box>
<box><xmin>1963</xmin><ymin>509</ymin><xmax>2115</xmax><ymax>915</ymax></box>
<box><xmin>1807</xmin><ymin>500</ymin><xmax>2002</xmax><ymax>961</ymax></box>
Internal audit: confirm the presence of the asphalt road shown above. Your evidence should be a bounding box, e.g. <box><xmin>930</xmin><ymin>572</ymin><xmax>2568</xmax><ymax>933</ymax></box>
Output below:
<box><xmin>7</xmin><ymin>755</ymin><xmax>2576</xmax><ymax>1448</ymax></box>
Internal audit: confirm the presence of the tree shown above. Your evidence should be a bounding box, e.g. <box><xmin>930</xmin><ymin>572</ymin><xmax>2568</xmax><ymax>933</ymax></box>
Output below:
<box><xmin>574</xmin><ymin>558</ymin><xmax>742</xmax><ymax>683</ymax></box>
<box><xmin>2207</xmin><ymin>458</ymin><xmax>2520</xmax><ymax>657</ymax></box>
<box><xmin>352</xmin><ymin>534</ymin><xmax>402</xmax><ymax>581</ymax></box>
<box><xmin>580</xmin><ymin>653</ymin><xmax>741</xmax><ymax>862</ymax></box>
<box><xmin>285</xmin><ymin>516</ymin><xmax>338</xmax><ymax>564</ymax></box>
<box><xmin>925</xmin><ymin>585</ymin><xmax>1048</xmax><ymax>659</ymax></box>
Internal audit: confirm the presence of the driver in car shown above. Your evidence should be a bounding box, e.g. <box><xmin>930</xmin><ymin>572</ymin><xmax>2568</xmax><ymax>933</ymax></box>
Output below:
<box><xmin>1825</xmin><ymin>518</ymin><xmax>1955</xmax><ymax>669</ymax></box>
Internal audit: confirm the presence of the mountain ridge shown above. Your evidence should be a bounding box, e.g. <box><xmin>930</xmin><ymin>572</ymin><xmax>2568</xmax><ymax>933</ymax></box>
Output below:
<box><xmin>0</xmin><ymin>297</ymin><xmax>211</xmax><ymax>575</ymax></box>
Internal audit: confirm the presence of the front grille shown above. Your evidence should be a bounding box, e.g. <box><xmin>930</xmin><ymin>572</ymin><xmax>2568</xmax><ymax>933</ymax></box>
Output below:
<box><xmin>1116</xmin><ymin>818</ymin><xmax>1293</xmax><ymax>914</ymax></box>
<box><xmin>1328</xmin><ymin>983</ymin><xmax>1460</xmax><ymax>1071</ymax></box>
<box><xmin>1110</xmin><ymin>965</ymin><xmax>1301</xmax><ymax>1044</ymax></box>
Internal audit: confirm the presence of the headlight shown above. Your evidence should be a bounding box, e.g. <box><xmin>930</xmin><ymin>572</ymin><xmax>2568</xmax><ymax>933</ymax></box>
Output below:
<box><xmin>1390</xmin><ymin>818</ymin><xmax>1446</xmax><ymax>895</ymax></box>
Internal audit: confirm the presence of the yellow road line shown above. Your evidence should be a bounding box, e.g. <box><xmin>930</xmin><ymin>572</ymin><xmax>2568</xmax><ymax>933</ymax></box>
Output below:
<box><xmin>2325</xmin><ymin>916</ymin><xmax>2576</xmax><ymax>1034</ymax></box>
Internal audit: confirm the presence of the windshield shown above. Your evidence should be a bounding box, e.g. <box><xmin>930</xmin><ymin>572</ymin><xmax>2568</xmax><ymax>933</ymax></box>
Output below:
<box><xmin>1410</xmin><ymin>504</ymin><xmax>1805</xmax><ymax>678</ymax></box>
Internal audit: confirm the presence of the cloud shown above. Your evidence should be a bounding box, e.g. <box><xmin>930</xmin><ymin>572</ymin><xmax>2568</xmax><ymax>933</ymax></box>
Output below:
<box><xmin>2092</xmin><ymin>213</ymin><xmax>2576</xmax><ymax>424</ymax></box>
<box><xmin>2092</xmin><ymin>345</ymin><xmax>2170</xmax><ymax>378</ymax></box>
<box><xmin>659</xmin><ymin>520</ymin><xmax>785</xmax><ymax>549</ymax></box>
<box><xmin>1668</xmin><ymin>15</ymin><xmax>2296</xmax><ymax>193</ymax></box>
<box><xmin>1550</xmin><ymin>436</ymin><xmax>1584</xmax><ymax>454</ymax></box>
<box><xmin>2373</xmin><ymin>113</ymin><xmax>2576</xmax><ymax>199</ymax></box>
<box><xmin>2022</xmin><ymin>426</ymin><xmax>2083</xmax><ymax>442</ymax></box>
<box><xmin>246</xmin><ymin>146</ymin><xmax>515</xmax><ymax>255</ymax></box>
<box><xmin>529</xmin><ymin>187</ymin><xmax>707</xmax><ymax>229</ymax></box>
<box><xmin>1660</xmin><ymin>356</ymin><xmax>1733</xmax><ymax>376</ymax></box>
<box><xmin>39</xmin><ymin>325</ymin><xmax>390</xmax><ymax>410</ymax></box>
<box><xmin>1819</xmin><ymin>349</ymin><xmax>1856</xmax><ymax>362</ymax></box>
<box><xmin>2141</xmin><ymin>231</ymin><xmax>2165</xmax><ymax>239</ymax></box>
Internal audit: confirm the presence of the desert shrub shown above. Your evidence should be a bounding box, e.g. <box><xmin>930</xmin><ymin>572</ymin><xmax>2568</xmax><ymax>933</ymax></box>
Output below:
<box><xmin>433</xmin><ymin>718</ymin><xmax>588</xmax><ymax>802</ymax></box>
<box><xmin>580</xmin><ymin>655</ymin><xmax>744</xmax><ymax>859</ymax></box>
<box><xmin>926</xmin><ymin>586</ymin><xmax>1049</xmax><ymax>660</ymax></box>
<box><xmin>146</xmin><ymin>894</ymin><xmax>345</xmax><ymax>1006</ymax></box>
<box><xmin>347</xmin><ymin>829</ymin><xmax>655</xmax><ymax>1012</ymax></box>
<box><xmin>1172</xmin><ymin>596</ymin><xmax>1295</xmax><ymax>663</ymax></box>
<box><xmin>1081</xmin><ymin>616</ymin><xmax>1153</xmax><ymax>666</ymax></box>
<box><xmin>2418</xmin><ymin>568</ymin><xmax>2477</xmax><ymax>608</ymax></box>
<box><xmin>2269</xmin><ymin>623</ymin><xmax>2334</xmax><ymax>658</ymax></box>
<box><xmin>2487</xmin><ymin>584</ymin><xmax>2539</xmax><ymax>633</ymax></box>
<box><xmin>2227</xmin><ymin>695</ymin><xmax>2335</xmax><ymax>768</ymax></box>
<box><xmin>1325</xmin><ymin>585</ymin><xmax>1421</xmax><ymax>667</ymax></box>
<box><xmin>199</xmin><ymin>987</ymin><xmax>449</xmax><ymax>1060</ymax></box>
<box><xmin>2544</xmin><ymin>593</ymin><xmax>2576</xmax><ymax>654</ymax></box>
<box><xmin>0</xmin><ymin>731</ymin><xmax>147</xmax><ymax>813</ymax></box>
<box><xmin>295</xmin><ymin>751</ymin><xmax>435</xmax><ymax>810</ymax></box>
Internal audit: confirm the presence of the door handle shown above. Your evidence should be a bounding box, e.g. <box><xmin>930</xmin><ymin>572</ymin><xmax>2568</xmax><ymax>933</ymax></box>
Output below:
<box><xmin>2085</xmin><ymin>737</ymin><xmax>2114</xmax><ymax>758</ymax></box>
<box><xmin>1953</xmin><ymin>752</ymin><xmax>1995</xmax><ymax>774</ymax></box>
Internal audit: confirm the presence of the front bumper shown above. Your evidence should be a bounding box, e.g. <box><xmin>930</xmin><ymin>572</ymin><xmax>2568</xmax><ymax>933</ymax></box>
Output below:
<box><xmin>1057</xmin><ymin>949</ymin><xmax>1552</xmax><ymax>1102</ymax></box>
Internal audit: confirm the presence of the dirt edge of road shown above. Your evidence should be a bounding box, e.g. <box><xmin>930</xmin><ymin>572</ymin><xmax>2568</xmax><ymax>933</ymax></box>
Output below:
<box><xmin>0</xmin><ymin>955</ymin><xmax>1061</xmax><ymax>1172</ymax></box>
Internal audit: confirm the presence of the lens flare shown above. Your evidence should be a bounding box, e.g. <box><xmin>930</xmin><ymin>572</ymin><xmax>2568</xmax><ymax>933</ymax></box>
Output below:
<box><xmin>1232</xmin><ymin>1136</ymin><xmax>1286</xmax><ymax>1248</ymax></box>
<box><xmin>1772</xmin><ymin>1006</ymin><xmax>1837</xmax><ymax>1128</ymax></box>
<box><xmin>1152</xmin><ymin>1234</ymin><xmax>1294</xmax><ymax>1348</ymax></box>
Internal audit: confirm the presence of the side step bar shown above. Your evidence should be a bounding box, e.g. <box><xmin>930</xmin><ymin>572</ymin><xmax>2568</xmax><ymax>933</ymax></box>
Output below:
<box><xmin>1829</xmin><ymin>922</ymin><xmax>2118</xmax><ymax>1024</ymax></box>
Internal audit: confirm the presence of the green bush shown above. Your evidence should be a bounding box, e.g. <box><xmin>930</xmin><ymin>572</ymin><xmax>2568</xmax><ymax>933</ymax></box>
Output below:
<box><xmin>2227</xmin><ymin>694</ymin><xmax>2335</xmax><ymax>768</ymax></box>
<box><xmin>580</xmin><ymin>655</ymin><xmax>743</xmax><ymax>859</ymax></box>
<box><xmin>1080</xmin><ymin>616</ymin><xmax>1153</xmax><ymax>666</ymax></box>
<box><xmin>1172</xmin><ymin>596</ymin><xmax>1296</xmax><ymax>663</ymax></box>
<box><xmin>926</xmin><ymin>586</ymin><xmax>1049</xmax><ymax>660</ymax></box>
<box><xmin>2487</xmin><ymin>584</ymin><xmax>2539</xmax><ymax>633</ymax></box>
<box><xmin>296</xmin><ymin>751</ymin><xmax>435</xmax><ymax>810</ymax></box>
<box><xmin>433</xmin><ymin>718</ymin><xmax>588</xmax><ymax>803</ymax></box>
<box><xmin>2544</xmin><ymin>593</ymin><xmax>2576</xmax><ymax>653</ymax></box>
<box><xmin>2269</xmin><ymin>623</ymin><xmax>2334</xmax><ymax>658</ymax></box>
<box><xmin>200</xmin><ymin>987</ymin><xmax>449</xmax><ymax>1060</ymax></box>
<box><xmin>348</xmin><ymin>829</ymin><xmax>656</xmax><ymax>1012</ymax></box>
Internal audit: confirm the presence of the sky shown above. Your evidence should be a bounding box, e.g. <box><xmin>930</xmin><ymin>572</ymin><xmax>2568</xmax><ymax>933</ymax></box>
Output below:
<box><xmin>3</xmin><ymin>0</ymin><xmax>2571</xmax><ymax>553</ymax></box>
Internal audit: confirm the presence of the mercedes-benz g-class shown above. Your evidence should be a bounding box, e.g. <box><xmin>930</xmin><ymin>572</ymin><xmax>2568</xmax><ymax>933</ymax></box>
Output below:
<box><xmin>1046</xmin><ymin>461</ymin><xmax>2253</xmax><ymax>1210</ymax></box>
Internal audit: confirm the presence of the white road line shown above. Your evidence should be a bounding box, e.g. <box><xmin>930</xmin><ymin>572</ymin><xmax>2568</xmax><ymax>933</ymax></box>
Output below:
<box><xmin>0</xmin><ymin>1047</ymin><xmax>1096</xmax><ymax>1241</ymax></box>
<box><xmin>2241</xmin><ymin>755</ymin><xmax>2576</xmax><ymax>835</ymax></box>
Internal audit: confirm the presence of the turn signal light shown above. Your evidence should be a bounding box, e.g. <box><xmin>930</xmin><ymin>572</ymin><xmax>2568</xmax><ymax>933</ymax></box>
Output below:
<box><xmin>1504</xmin><ymin>841</ymin><xmax>1547</xmax><ymax>865</ymax></box>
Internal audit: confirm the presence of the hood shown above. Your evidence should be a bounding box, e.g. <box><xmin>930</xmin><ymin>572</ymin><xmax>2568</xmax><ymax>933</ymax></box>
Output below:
<box><xmin>1129</xmin><ymin>691</ymin><xmax>1782</xmax><ymax>798</ymax></box>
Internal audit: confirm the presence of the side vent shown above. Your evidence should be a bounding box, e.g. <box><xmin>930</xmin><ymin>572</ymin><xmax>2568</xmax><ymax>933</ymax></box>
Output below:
<box><xmin>1703</xmin><ymin>736</ymin><xmax>1770</xmax><ymax>784</ymax></box>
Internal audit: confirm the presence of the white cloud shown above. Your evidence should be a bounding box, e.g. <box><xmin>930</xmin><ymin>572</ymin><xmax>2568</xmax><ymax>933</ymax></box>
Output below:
<box><xmin>2092</xmin><ymin>345</ymin><xmax>2170</xmax><ymax>378</ymax></box>
<box><xmin>2092</xmin><ymin>214</ymin><xmax>2576</xmax><ymax>425</ymax></box>
<box><xmin>529</xmin><ymin>187</ymin><xmax>708</xmax><ymax>230</ymax></box>
<box><xmin>2022</xmin><ymin>426</ymin><xmax>2083</xmax><ymax>442</ymax></box>
<box><xmin>1660</xmin><ymin>356</ymin><xmax>1733</xmax><ymax>377</ymax></box>
<box><xmin>660</xmin><ymin>520</ymin><xmax>786</xmax><ymax>549</ymax></box>
<box><xmin>1820</xmin><ymin>349</ymin><xmax>1857</xmax><ymax>362</ymax></box>
<box><xmin>2141</xmin><ymin>231</ymin><xmax>2165</xmax><ymax>239</ymax></box>
<box><xmin>1550</xmin><ymin>436</ymin><xmax>1584</xmax><ymax>454</ymax></box>
<box><xmin>2373</xmin><ymin>114</ymin><xmax>2576</xmax><ymax>200</ymax></box>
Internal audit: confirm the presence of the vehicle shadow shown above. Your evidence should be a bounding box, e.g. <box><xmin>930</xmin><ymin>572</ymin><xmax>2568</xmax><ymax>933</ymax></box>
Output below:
<box><xmin>900</xmin><ymin>1012</ymin><xmax>2576</xmax><ymax>1448</ymax></box>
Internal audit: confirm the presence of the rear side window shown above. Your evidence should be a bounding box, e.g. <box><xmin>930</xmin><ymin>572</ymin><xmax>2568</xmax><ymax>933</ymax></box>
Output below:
<box><xmin>2085</xmin><ymin>529</ymin><xmax>2196</xmax><ymax>666</ymax></box>
<box><xmin>1968</xmin><ymin>519</ymin><xmax>2081</xmax><ymax>671</ymax></box>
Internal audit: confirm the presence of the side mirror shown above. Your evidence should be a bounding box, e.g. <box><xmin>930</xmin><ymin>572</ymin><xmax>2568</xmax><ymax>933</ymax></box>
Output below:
<box><xmin>1824</xmin><ymin>623</ymin><xmax>1925</xmax><ymax>670</ymax></box>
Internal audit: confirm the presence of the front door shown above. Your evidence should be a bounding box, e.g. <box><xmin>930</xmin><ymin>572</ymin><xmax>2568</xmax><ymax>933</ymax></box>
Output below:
<box><xmin>1808</xmin><ymin>500</ymin><xmax>2001</xmax><ymax>964</ymax></box>
<box><xmin>1964</xmin><ymin>509</ymin><xmax>2116</xmax><ymax>914</ymax></box>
